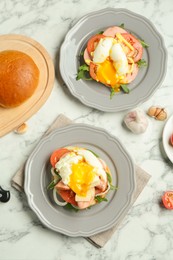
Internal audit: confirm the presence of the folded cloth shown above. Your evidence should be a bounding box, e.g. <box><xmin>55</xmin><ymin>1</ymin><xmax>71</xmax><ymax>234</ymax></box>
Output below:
<box><xmin>11</xmin><ymin>114</ymin><xmax>151</xmax><ymax>248</ymax></box>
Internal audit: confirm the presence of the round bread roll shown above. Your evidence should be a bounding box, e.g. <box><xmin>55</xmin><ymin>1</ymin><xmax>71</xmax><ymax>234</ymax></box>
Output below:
<box><xmin>0</xmin><ymin>50</ymin><xmax>39</xmax><ymax>108</ymax></box>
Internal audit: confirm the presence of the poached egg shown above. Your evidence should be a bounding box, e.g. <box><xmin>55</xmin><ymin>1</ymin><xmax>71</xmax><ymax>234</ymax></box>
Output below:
<box><xmin>55</xmin><ymin>147</ymin><xmax>107</xmax><ymax>198</ymax></box>
<box><xmin>92</xmin><ymin>36</ymin><xmax>129</xmax><ymax>87</ymax></box>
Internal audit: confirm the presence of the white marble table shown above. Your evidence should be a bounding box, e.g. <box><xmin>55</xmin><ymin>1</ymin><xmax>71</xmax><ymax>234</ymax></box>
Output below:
<box><xmin>0</xmin><ymin>0</ymin><xmax>173</xmax><ymax>259</ymax></box>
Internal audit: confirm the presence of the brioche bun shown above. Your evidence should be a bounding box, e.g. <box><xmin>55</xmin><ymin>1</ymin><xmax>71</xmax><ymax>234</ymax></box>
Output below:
<box><xmin>0</xmin><ymin>50</ymin><xmax>39</xmax><ymax>108</ymax></box>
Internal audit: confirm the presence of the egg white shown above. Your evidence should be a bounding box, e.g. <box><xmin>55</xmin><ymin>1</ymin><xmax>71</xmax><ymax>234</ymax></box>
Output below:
<box><xmin>55</xmin><ymin>152</ymin><xmax>82</xmax><ymax>185</ymax></box>
<box><xmin>55</xmin><ymin>148</ymin><xmax>106</xmax><ymax>187</ymax></box>
<box><xmin>93</xmin><ymin>37</ymin><xmax>113</xmax><ymax>63</ymax></box>
<box><xmin>110</xmin><ymin>43</ymin><xmax>128</xmax><ymax>74</ymax></box>
<box><xmin>92</xmin><ymin>37</ymin><xmax>128</xmax><ymax>76</ymax></box>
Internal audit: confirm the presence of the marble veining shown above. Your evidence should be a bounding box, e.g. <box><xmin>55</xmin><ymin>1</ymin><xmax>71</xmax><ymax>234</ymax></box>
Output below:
<box><xmin>0</xmin><ymin>0</ymin><xmax>173</xmax><ymax>259</ymax></box>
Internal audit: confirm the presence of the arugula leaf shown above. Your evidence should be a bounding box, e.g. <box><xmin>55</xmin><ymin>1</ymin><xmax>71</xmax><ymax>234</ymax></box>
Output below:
<box><xmin>119</xmin><ymin>23</ymin><xmax>125</xmax><ymax>29</ymax></box>
<box><xmin>110</xmin><ymin>87</ymin><xmax>115</xmax><ymax>99</ymax></box>
<box><xmin>53</xmin><ymin>168</ymin><xmax>61</xmax><ymax>176</ymax></box>
<box><xmin>110</xmin><ymin>184</ymin><xmax>118</xmax><ymax>190</ymax></box>
<box><xmin>64</xmin><ymin>203</ymin><xmax>79</xmax><ymax>212</ymax></box>
<box><xmin>95</xmin><ymin>196</ymin><xmax>108</xmax><ymax>203</ymax></box>
<box><xmin>139</xmin><ymin>39</ymin><xmax>149</xmax><ymax>48</ymax></box>
<box><xmin>87</xmin><ymin>149</ymin><xmax>99</xmax><ymax>158</ymax></box>
<box><xmin>47</xmin><ymin>180</ymin><xmax>56</xmax><ymax>190</ymax></box>
<box><xmin>120</xmin><ymin>84</ymin><xmax>130</xmax><ymax>94</ymax></box>
<box><xmin>76</xmin><ymin>64</ymin><xmax>92</xmax><ymax>81</ymax></box>
<box><xmin>106</xmin><ymin>172</ymin><xmax>118</xmax><ymax>191</ymax></box>
<box><xmin>137</xmin><ymin>59</ymin><xmax>147</xmax><ymax>68</ymax></box>
<box><xmin>80</xmin><ymin>51</ymin><xmax>84</xmax><ymax>56</ymax></box>
<box><xmin>106</xmin><ymin>172</ymin><xmax>112</xmax><ymax>184</ymax></box>
<box><xmin>47</xmin><ymin>172</ymin><xmax>61</xmax><ymax>190</ymax></box>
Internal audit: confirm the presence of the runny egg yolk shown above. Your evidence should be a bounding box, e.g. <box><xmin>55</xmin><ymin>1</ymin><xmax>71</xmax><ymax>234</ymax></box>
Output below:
<box><xmin>96</xmin><ymin>59</ymin><xmax>123</xmax><ymax>88</ymax></box>
<box><xmin>69</xmin><ymin>162</ymin><xmax>96</xmax><ymax>197</ymax></box>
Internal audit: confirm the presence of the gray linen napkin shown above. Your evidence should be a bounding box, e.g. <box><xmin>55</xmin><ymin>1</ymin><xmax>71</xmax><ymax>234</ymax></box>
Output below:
<box><xmin>11</xmin><ymin>114</ymin><xmax>151</xmax><ymax>248</ymax></box>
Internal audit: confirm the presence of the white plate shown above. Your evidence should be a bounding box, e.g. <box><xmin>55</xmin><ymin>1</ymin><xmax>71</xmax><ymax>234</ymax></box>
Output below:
<box><xmin>163</xmin><ymin>114</ymin><xmax>173</xmax><ymax>163</ymax></box>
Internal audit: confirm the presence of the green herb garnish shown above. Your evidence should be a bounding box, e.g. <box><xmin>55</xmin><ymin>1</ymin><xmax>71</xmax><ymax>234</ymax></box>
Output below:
<box><xmin>53</xmin><ymin>168</ymin><xmax>60</xmax><ymax>175</ymax></box>
<box><xmin>137</xmin><ymin>59</ymin><xmax>147</xmax><ymax>68</ymax></box>
<box><xmin>110</xmin><ymin>87</ymin><xmax>115</xmax><ymax>99</ymax></box>
<box><xmin>87</xmin><ymin>149</ymin><xmax>99</xmax><ymax>158</ymax></box>
<box><xmin>120</xmin><ymin>84</ymin><xmax>130</xmax><ymax>94</ymax></box>
<box><xmin>106</xmin><ymin>172</ymin><xmax>112</xmax><ymax>184</ymax></box>
<box><xmin>64</xmin><ymin>203</ymin><xmax>79</xmax><ymax>212</ymax></box>
<box><xmin>106</xmin><ymin>172</ymin><xmax>118</xmax><ymax>190</ymax></box>
<box><xmin>47</xmin><ymin>172</ymin><xmax>61</xmax><ymax>190</ymax></box>
<box><xmin>95</xmin><ymin>196</ymin><xmax>108</xmax><ymax>203</ymax></box>
<box><xmin>76</xmin><ymin>64</ymin><xmax>92</xmax><ymax>81</ymax></box>
<box><xmin>80</xmin><ymin>50</ymin><xmax>84</xmax><ymax>56</ymax></box>
<box><xmin>110</xmin><ymin>184</ymin><xmax>118</xmax><ymax>191</ymax></box>
<box><xmin>119</xmin><ymin>23</ymin><xmax>125</xmax><ymax>29</ymax></box>
<box><xmin>47</xmin><ymin>180</ymin><xmax>56</xmax><ymax>190</ymax></box>
<box><xmin>98</xmin><ymin>30</ymin><xmax>104</xmax><ymax>34</ymax></box>
<box><xmin>139</xmin><ymin>39</ymin><xmax>149</xmax><ymax>48</ymax></box>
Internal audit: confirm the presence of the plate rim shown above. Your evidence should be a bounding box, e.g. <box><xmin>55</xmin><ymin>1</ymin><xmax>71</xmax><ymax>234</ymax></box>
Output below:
<box><xmin>24</xmin><ymin>123</ymin><xmax>135</xmax><ymax>237</ymax></box>
<box><xmin>60</xmin><ymin>8</ymin><xmax>167</xmax><ymax>112</ymax></box>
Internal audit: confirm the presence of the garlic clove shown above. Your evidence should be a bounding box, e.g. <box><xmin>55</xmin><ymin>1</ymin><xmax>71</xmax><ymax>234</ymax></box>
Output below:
<box><xmin>147</xmin><ymin>106</ymin><xmax>167</xmax><ymax>121</ymax></box>
<box><xmin>14</xmin><ymin>123</ymin><xmax>28</xmax><ymax>134</ymax></box>
<box><xmin>147</xmin><ymin>106</ymin><xmax>158</xmax><ymax>117</ymax></box>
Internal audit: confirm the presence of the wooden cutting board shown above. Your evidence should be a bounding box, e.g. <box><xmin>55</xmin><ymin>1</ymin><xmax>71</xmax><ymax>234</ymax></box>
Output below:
<box><xmin>0</xmin><ymin>34</ymin><xmax>55</xmax><ymax>137</ymax></box>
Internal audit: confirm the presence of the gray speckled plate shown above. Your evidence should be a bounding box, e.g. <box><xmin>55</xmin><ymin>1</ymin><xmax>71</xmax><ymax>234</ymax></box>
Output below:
<box><xmin>59</xmin><ymin>8</ymin><xmax>167</xmax><ymax>112</ymax></box>
<box><xmin>24</xmin><ymin>124</ymin><xmax>135</xmax><ymax>237</ymax></box>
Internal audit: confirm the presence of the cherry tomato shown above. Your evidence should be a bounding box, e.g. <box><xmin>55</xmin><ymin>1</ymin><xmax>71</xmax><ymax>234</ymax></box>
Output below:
<box><xmin>89</xmin><ymin>62</ymin><xmax>97</xmax><ymax>80</ymax></box>
<box><xmin>162</xmin><ymin>191</ymin><xmax>173</xmax><ymax>209</ymax></box>
<box><xmin>58</xmin><ymin>189</ymin><xmax>77</xmax><ymax>206</ymax></box>
<box><xmin>50</xmin><ymin>148</ymin><xmax>70</xmax><ymax>168</ymax></box>
<box><xmin>87</xmin><ymin>34</ymin><xmax>105</xmax><ymax>55</ymax></box>
<box><xmin>170</xmin><ymin>134</ymin><xmax>173</xmax><ymax>146</ymax></box>
<box><xmin>121</xmin><ymin>33</ymin><xmax>143</xmax><ymax>62</ymax></box>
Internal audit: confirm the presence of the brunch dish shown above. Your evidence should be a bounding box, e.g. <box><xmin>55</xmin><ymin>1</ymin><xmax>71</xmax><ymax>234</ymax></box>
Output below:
<box><xmin>0</xmin><ymin>34</ymin><xmax>54</xmax><ymax>137</ymax></box>
<box><xmin>77</xmin><ymin>25</ymin><xmax>147</xmax><ymax>98</ymax></box>
<box><xmin>162</xmin><ymin>114</ymin><xmax>173</xmax><ymax>163</ymax></box>
<box><xmin>60</xmin><ymin>8</ymin><xmax>167</xmax><ymax>112</ymax></box>
<box><xmin>24</xmin><ymin>124</ymin><xmax>135</xmax><ymax>237</ymax></box>
<box><xmin>48</xmin><ymin>146</ymin><xmax>115</xmax><ymax>210</ymax></box>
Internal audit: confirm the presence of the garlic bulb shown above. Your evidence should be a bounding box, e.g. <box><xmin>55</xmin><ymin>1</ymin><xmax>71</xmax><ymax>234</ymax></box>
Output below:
<box><xmin>124</xmin><ymin>108</ymin><xmax>149</xmax><ymax>134</ymax></box>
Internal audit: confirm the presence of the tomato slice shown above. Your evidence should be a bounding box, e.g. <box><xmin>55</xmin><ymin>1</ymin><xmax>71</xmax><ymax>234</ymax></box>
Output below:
<box><xmin>162</xmin><ymin>191</ymin><xmax>173</xmax><ymax>209</ymax></box>
<box><xmin>87</xmin><ymin>34</ymin><xmax>105</xmax><ymax>55</ymax></box>
<box><xmin>89</xmin><ymin>62</ymin><xmax>97</xmax><ymax>80</ymax></box>
<box><xmin>58</xmin><ymin>189</ymin><xmax>77</xmax><ymax>206</ymax></box>
<box><xmin>121</xmin><ymin>33</ymin><xmax>143</xmax><ymax>62</ymax></box>
<box><xmin>50</xmin><ymin>148</ymin><xmax>70</xmax><ymax>168</ymax></box>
